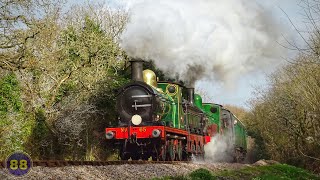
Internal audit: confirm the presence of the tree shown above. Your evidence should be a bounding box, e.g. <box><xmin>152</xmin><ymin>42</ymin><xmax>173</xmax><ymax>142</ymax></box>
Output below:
<box><xmin>246</xmin><ymin>53</ymin><xmax>320</xmax><ymax>171</ymax></box>
<box><xmin>245</xmin><ymin>0</ymin><xmax>320</xmax><ymax>172</ymax></box>
<box><xmin>0</xmin><ymin>1</ymin><xmax>130</xmax><ymax>160</ymax></box>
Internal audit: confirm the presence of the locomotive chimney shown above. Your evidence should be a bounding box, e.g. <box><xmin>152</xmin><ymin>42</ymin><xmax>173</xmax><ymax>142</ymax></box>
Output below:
<box><xmin>130</xmin><ymin>59</ymin><xmax>144</xmax><ymax>81</ymax></box>
<box><xmin>187</xmin><ymin>88</ymin><xmax>195</xmax><ymax>105</ymax></box>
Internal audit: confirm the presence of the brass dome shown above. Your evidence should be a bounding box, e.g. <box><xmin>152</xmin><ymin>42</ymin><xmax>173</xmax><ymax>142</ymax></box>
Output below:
<box><xmin>143</xmin><ymin>69</ymin><xmax>157</xmax><ymax>88</ymax></box>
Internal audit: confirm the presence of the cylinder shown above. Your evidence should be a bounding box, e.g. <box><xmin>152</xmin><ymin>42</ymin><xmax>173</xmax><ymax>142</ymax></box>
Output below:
<box><xmin>130</xmin><ymin>59</ymin><xmax>144</xmax><ymax>81</ymax></box>
<box><xmin>187</xmin><ymin>88</ymin><xmax>195</xmax><ymax>105</ymax></box>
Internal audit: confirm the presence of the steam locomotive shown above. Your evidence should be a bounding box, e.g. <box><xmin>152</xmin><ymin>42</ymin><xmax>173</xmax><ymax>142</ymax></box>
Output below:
<box><xmin>105</xmin><ymin>59</ymin><xmax>247</xmax><ymax>161</ymax></box>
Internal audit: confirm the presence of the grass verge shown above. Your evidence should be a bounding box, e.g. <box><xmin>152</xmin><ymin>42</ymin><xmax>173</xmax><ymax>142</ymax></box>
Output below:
<box><xmin>152</xmin><ymin>164</ymin><xmax>320</xmax><ymax>180</ymax></box>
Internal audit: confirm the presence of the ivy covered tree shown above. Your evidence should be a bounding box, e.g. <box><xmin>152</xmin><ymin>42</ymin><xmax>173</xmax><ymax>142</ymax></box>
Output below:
<box><xmin>0</xmin><ymin>1</ymin><xmax>129</xmax><ymax>160</ymax></box>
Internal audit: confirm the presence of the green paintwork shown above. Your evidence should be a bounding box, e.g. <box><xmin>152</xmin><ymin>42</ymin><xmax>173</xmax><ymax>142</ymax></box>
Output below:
<box><xmin>202</xmin><ymin>103</ymin><xmax>221</xmax><ymax>133</ymax></box>
<box><xmin>148</xmin><ymin>85</ymin><xmax>175</xmax><ymax>124</ymax></box>
<box><xmin>233</xmin><ymin>115</ymin><xmax>247</xmax><ymax>150</ymax></box>
<box><xmin>155</xmin><ymin>81</ymin><xmax>247</xmax><ymax>151</ymax></box>
<box><xmin>157</xmin><ymin>82</ymin><xmax>184</xmax><ymax>129</ymax></box>
<box><xmin>194</xmin><ymin>94</ymin><xmax>203</xmax><ymax>109</ymax></box>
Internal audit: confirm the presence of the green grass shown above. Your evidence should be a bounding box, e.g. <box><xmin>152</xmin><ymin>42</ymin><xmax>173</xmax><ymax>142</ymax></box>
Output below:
<box><xmin>152</xmin><ymin>164</ymin><xmax>320</xmax><ymax>180</ymax></box>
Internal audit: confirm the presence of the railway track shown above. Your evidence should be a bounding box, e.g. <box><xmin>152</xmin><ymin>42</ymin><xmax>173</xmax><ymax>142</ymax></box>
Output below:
<box><xmin>0</xmin><ymin>160</ymin><xmax>190</xmax><ymax>168</ymax></box>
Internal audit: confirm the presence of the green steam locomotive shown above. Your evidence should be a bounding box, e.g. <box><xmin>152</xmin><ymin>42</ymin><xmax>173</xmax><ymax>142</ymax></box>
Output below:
<box><xmin>106</xmin><ymin>59</ymin><xmax>247</xmax><ymax>161</ymax></box>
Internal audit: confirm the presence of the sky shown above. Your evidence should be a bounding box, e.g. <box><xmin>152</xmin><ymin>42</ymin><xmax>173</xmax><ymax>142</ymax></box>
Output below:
<box><xmin>88</xmin><ymin>0</ymin><xmax>307</xmax><ymax>108</ymax></box>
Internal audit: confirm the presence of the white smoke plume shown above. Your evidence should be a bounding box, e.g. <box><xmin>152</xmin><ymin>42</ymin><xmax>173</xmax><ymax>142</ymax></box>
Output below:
<box><xmin>203</xmin><ymin>132</ymin><xmax>234</xmax><ymax>162</ymax></box>
<box><xmin>120</xmin><ymin>0</ymin><xmax>285</xmax><ymax>86</ymax></box>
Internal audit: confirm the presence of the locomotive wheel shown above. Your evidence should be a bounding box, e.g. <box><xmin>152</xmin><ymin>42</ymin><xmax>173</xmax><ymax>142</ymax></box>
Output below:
<box><xmin>168</xmin><ymin>139</ymin><xmax>176</xmax><ymax>161</ymax></box>
<box><xmin>120</xmin><ymin>141</ymin><xmax>129</xmax><ymax>160</ymax></box>
<box><xmin>159</xmin><ymin>143</ymin><xmax>166</xmax><ymax>161</ymax></box>
<box><xmin>191</xmin><ymin>143</ymin><xmax>196</xmax><ymax>153</ymax></box>
<box><xmin>131</xmin><ymin>154</ymin><xmax>140</xmax><ymax>160</ymax></box>
<box><xmin>142</xmin><ymin>154</ymin><xmax>149</xmax><ymax>160</ymax></box>
<box><xmin>234</xmin><ymin>149</ymin><xmax>241</xmax><ymax>163</ymax></box>
<box><xmin>198</xmin><ymin>145</ymin><xmax>205</xmax><ymax>161</ymax></box>
<box><xmin>152</xmin><ymin>144</ymin><xmax>159</xmax><ymax>161</ymax></box>
<box><xmin>152</xmin><ymin>154</ymin><xmax>158</xmax><ymax>161</ymax></box>
<box><xmin>120</xmin><ymin>152</ymin><xmax>129</xmax><ymax>160</ymax></box>
<box><xmin>200</xmin><ymin>145</ymin><xmax>205</xmax><ymax>161</ymax></box>
<box><xmin>197</xmin><ymin>145</ymin><xmax>201</xmax><ymax>154</ymax></box>
<box><xmin>177</xmin><ymin>141</ymin><xmax>182</xmax><ymax>161</ymax></box>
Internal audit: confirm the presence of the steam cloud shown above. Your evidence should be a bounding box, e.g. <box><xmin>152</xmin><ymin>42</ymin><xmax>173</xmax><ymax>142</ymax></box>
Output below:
<box><xmin>120</xmin><ymin>0</ymin><xmax>284</xmax><ymax>86</ymax></box>
<box><xmin>203</xmin><ymin>132</ymin><xmax>234</xmax><ymax>162</ymax></box>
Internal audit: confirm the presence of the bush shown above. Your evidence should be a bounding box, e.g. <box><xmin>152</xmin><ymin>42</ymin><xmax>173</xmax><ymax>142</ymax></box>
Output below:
<box><xmin>0</xmin><ymin>73</ymin><xmax>33</xmax><ymax>159</ymax></box>
<box><xmin>189</xmin><ymin>168</ymin><xmax>216</xmax><ymax>180</ymax></box>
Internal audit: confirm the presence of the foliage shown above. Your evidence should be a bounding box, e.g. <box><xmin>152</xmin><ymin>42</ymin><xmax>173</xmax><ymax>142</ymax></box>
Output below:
<box><xmin>154</xmin><ymin>165</ymin><xmax>319</xmax><ymax>180</ymax></box>
<box><xmin>0</xmin><ymin>0</ymin><xmax>129</xmax><ymax>160</ymax></box>
<box><xmin>246</xmin><ymin>130</ymin><xmax>270</xmax><ymax>163</ymax></box>
<box><xmin>0</xmin><ymin>73</ymin><xmax>33</xmax><ymax>158</ymax></box>
<box><xmin>0</xmin><ymin>73</ymin><xmax>22</xmax><ymax>115</ymax></box>
<box><xmin>152</xmin><ymin>168</ymin><xmax>216</xmax><ymax>180</ymax></box>
<box><xmin>152</xmin><ymin>175</ymin><xmax>189</xmax><ymax>180</ymax></box>
<box><xmin>189</xmin><ymin>168</ymin><xmax>216</xmax><ymax>180</ymax></box>
<box><xmin>243</xmin><ymin>55</ymin><xmax>320</xmax><ymax>171</ymax></box>
<box><xmin>216</xmin><ymin>164</ymin><xmax>319</xmax><ymax>180</ymax></box>
<box><xmin>41</xmin><ymin>10</ymin><xmax>129</xmax><ymax>160</ymax></box>
<box><xmin>242</xmin><ymin>0</ymin><xmax>320</xmax><ymax>172</ymax></box>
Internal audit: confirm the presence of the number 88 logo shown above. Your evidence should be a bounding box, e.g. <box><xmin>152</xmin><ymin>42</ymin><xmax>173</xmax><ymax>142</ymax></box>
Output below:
<box><xmin>9</xmin><ymin>159</ymin><xmax>28</xmax><ymax>170</ymax></box>
<box><xmin>5</xmin><ymin>151</ymin><xmax>32</xmax><ymax>176</ymax></box>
